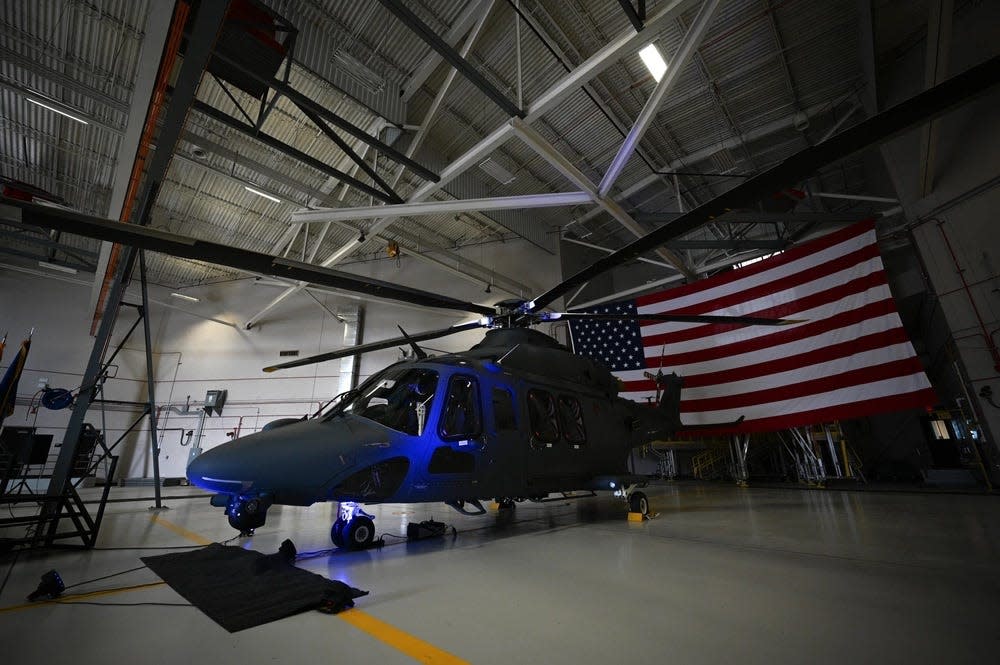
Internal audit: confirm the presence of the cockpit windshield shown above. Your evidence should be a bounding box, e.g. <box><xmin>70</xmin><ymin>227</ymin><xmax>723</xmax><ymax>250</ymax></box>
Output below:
<box><xmin>324</xmin><ymin>366</ymin><xmax>439</xmax><ymax>435</ymax></box>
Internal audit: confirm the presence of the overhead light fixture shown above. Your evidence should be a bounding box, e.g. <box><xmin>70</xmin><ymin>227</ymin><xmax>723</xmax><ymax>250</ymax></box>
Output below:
<box><xmin>37</xmin><ymin>261</ymin><xmax>78</xmax><ymax>274</ymax></box>
<box><xmin>170</xmin><ymin>292</ymin><xmax>200</xmax><ymax>302</ymax></box>
<box><xmin>639</xmin><ymin>43</ymin><xmax>668</xmax><ymax>82</ymax></box>
<box><xmin>25</xmin><ymin>97</ymin><xmax>89</xmax><ymax>125</ymax></box>
<box><xmin>244</xmin><ymin>185</ymin><xmax>281</xmax><ymax>203</ymax></box>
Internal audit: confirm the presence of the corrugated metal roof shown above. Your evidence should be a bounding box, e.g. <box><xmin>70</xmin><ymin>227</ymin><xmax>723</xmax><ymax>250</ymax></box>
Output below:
<box><xmin>2</xmin><ymin>0</ymin><xmax>879</xmax><ymax>291</ymax></box>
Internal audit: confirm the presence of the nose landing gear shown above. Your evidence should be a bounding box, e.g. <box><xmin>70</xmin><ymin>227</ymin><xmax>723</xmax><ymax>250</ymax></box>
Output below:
<box><xmin>226</xmin><ymin>495</ymin><xmax>272</xmax><ymax>535</ymax></box>
<box><xmin>331</xmin><ymin>502</ymin><xmax>376</xmax><ymax>550</ymax></box>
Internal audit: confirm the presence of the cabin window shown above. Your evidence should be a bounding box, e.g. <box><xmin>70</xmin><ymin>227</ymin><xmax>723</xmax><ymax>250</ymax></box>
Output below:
<box><xmin>527</xmin><ymin>389</ymin><xmax>559</xmax><ymax>448</ymax></box>
<box><xmin>439</xmin><ymin>375</ymin><xmax>481</xmax><ymax>440</ymax></box>
<box><xmin>492</xmin><ymin>387</ymin><xmax>517</xmax><ymax>431</ymax></box>
<box><xmin>558</xmin><ymin>396</ymin><xmax>586</xmax><ymax>447</ymax></box>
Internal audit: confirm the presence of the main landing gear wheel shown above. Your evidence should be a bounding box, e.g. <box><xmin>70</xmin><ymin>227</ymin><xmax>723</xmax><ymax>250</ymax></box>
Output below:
<box><xmin>497</xmin><ymin>498</ymin><xmax>516</xmax><ymax>521</ymax></box>
<box><xmin>344</xmin><ymin>516</ymin><xmax>375</xmax><ymax>550</ymax></box>
<box><xmin>629</xmin><ymin>491</ymin><xmax>650</xmax><ymax>516</ymax></box>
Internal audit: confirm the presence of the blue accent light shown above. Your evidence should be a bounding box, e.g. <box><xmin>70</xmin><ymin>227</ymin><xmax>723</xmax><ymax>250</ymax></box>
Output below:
<box><xmin>483</xmin><ymin>361</ymin><xmax>502</xmax><ymax>373</ymax></box>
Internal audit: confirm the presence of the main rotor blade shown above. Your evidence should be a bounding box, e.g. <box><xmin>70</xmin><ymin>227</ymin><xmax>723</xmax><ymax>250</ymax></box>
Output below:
<box><xmin>527</xmin><ymin>55</ymin><xmax>1000</xmax><ymax>313</ymax></box>
<box><xmin>545</xmin><ymin>312</ymin><xmax>800</xmax><ymax>326</ymax></box>
<box><xmin>2</xmin><ymin>199</ymin><xmax>496</xmax><ymax>317</ymax></box>
<box><xmin>262</xmin><ymin>320</ymin><xmax>486</xmax><ymax>372</ymax></box>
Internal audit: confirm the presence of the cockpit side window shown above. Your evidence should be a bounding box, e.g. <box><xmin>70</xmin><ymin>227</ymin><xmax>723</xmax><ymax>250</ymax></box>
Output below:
<box><xmin>337</xmin><ymin>367</ymin><xmax>438</xmax><ymax>435</ymax></box>
<box><xmin>527</xmin><ymin>389</ymin><xmax>559</xmax><ymax>448</ymax></box>
<box><xmin>439</xmin><ymin>375</ymin><xmax>481</xmax><ymax>440</ymax></box>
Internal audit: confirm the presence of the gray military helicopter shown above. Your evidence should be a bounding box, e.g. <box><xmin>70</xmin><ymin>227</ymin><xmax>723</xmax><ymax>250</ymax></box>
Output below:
<box><xmin>186</xmin><ymin>299</ymin><xmax>789</xmax><ymax>549</ymax></box>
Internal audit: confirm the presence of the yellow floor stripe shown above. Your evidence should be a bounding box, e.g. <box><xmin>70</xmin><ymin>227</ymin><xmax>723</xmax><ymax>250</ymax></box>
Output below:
<box><xmin>338</xmin><ymin>608</ymin><xmax>470</xmax><ymax>665</ymax></box>
<box><xmin>5</xmin><ymin>515</ymin><xmax>466</xmax><ymax>661</ymax></box>
<box><xmin>149</xmin><ymin>514</ymin><xmax>213</xmax><ymax>545</ymax></box>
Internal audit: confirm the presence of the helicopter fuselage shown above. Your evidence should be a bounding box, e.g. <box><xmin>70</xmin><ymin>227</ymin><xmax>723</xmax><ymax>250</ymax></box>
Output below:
<box><xmin>186</xmin><ymin>329</ymin><xmax>677</xmax><ymax>527</ymax></box>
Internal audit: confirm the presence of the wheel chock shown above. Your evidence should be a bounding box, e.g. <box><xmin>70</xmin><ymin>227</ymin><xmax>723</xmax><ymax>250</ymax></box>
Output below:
<box><xmin>627</xmin><ymin>511</ymin><xmax>646</xmax><ymax>522</ymax></box>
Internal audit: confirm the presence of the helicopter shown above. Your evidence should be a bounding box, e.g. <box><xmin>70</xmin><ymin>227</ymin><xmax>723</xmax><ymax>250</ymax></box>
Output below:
<box><xmin>185</xmin><ymin>301</ymin><xmax>789</xmax><ymax>549</ymax></box>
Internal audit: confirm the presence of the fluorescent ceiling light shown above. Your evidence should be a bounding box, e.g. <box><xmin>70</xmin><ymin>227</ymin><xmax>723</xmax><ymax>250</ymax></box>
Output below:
<box><xmin>639</xmin><ymin>43</ymin><xmax>668</xmax><ymax>82</ymax></box>
<box><xmin>26</xmin><ymin>97</ymin><xmax>89</xmax><ymax>125</ymax></box>
<box><xmin>170</xmin><ymin>292</ymin><xmax>200</xmax><ymax>302</ymax></box>
<box><xmin>37</xmin><ymin>260</ymin><xmax>78</xmax><ymax>274</ymax></box>
<box><xmin>244</xmin><ymin>185</ymin><xmax>281</xmax><ymax>203</ymax></box>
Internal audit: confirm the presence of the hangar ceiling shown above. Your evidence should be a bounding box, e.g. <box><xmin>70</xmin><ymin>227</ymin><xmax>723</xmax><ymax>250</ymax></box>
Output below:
<box><xmin>0</xmin><ymin>0</ymin><xmax>932</xmax><ymax>314</ymax></box>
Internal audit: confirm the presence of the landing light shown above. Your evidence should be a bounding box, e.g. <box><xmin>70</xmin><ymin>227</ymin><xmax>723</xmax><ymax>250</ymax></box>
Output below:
<box><xmin>609</xmin><ymin>481</ymin><xmax>616</xmax><ymax>489</ymax></box>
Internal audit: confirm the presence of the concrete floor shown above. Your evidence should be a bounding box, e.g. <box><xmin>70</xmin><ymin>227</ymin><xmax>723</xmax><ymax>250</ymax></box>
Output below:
<box><xmin>2</xmin><ymin>481</ymin><xmax>999</xmax><ymax>664</ymax></box>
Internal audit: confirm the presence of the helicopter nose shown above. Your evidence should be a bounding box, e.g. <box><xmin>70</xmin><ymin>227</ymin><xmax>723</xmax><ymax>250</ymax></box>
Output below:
<box><xmin>186</xmin><ymin>447</ymin><xmax>245</xmax><ymax>494</ymax></box>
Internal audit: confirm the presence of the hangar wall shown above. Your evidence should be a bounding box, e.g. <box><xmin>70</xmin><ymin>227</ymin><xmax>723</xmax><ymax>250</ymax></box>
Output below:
<box><xmin>878</xmin><ymin>0</ymin><xmax>1000</xmax><ymax>476</ymax></box>
<box><xmin>0</xmin><ymin>237</ymin><xmax>560</xmax><ymax>481</ymax></box>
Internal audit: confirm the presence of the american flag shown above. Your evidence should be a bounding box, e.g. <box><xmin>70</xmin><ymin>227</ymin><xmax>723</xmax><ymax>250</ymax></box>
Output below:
<box><xmin>568</xmin><ymin>219</ymin><xmax>936</xmax><ymax>434</ymax></box>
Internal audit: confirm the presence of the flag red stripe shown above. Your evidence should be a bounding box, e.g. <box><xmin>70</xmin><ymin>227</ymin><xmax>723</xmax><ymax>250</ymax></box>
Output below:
<box><xmin>641</xmin><ymin>271</ymin><xmax>891</xmax><ymax>349</ymax></box>
<box><xmin>645</xmin><ymin>298</ymin><xmax>897</xmax><ymax>368</ymax></box>
<box><xmin>636</xmin><ymin>219</ymin><xmax>876</xmax><ymax>307</ymax></box>
<box><xmin>678</xmin><ymin>357</ymin><xmax>927</xmax><ymax>412</ymax></box>
<box><xmin>622</xmin><ymin>326</ymin><xmax>912</xmax><ymax>392</ymax></box>
<box><xmin>641</xmin><ymin>243</ymin><xmax>881</xmax><ymax>317</ymax></box>
<box><xmin>676</xmin><ymin>389</ymin><xmax>936</xmax><ymax>437</ymax></box>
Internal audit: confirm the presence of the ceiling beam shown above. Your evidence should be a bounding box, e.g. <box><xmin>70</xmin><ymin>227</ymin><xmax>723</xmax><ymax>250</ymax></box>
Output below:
<box><xmin>599</xmin><ymin>0</ymin><xmax>722</xmax><ymax>197</ymax></box>
<box><xmin>191</xmin><ymin>99</ymin><xmax>399</xmax><ymax>204</ymax></box>
<box><xmin>512</xmin><ymin>119</ymin><xmax>696</xmax><ymax>279</ymax></box>
<box><xmin>528</xmin><ymin>53</ymin><xmax>1000</xmax><ymax>311</ymax></box>
<box><xmin>290</xmin><ymin>192</ymin><xmax>592</xmax><ymax>224</ymax></box>
<box><xmin>918</xmin><ymin>0</ymin><xmax>954</xmax><ymax>197</ymax></box>
<box><xmin>375</xmin><ymin>0</ymin><xmax>523</xmax><ymax>118</ymax></box>
<box><xmin>401</xmin><ymin>0</ymin><xmax>489</xmax><ymax>102</ymax></box>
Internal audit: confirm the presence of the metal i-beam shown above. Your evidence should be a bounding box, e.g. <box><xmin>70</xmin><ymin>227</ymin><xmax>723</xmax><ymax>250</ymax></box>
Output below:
<box><xmin>242</xmin><ymin>1</ymin><xmax>500</xmax><ymax>329</ymax></box>
<box><xmin>191</xmin><ymin>100</ymin><xmax>398</xmax><ymax>204</ymax></box>
<box><xmin>574</xmin><ymin>100</ymin><xmax>845</xmax><ymax>229</ymax></box>
<box><xmin>242</xmin><ymin>0</ymin><xmax>696</xmax><ymax>328</ymax></box>
<box><xmin>528</xmin><ymin>54</ymin><xmax>1000</xmax><ymax>312</ymax></box>
<box><xmin>919</xmin><ymin>0</ymin><xmax>953</xmax><ymax>197</ymax></box>
<box><xmin>376</xmin><ymin>0</ymin><xmax>523</xmax><ymax>118</ymax></box>
<box><xmin>599</xmin><ymin>0</ymin><xmax>722</xmax><ymax>197</ymax></box>
<box><xmin>401</xmin><ymin>0</ymin><xmax>489</xmax><ymax>101</ymax></box>
<box><xmin>202</xmin><ymin>49</ymin><xmax>439</xmax><ymax>184</ymax></box>
<box><xmin>512</xmin><ymin>118</ymin><xmax>696</xmax><ymax>279</ymax></box>
<box><xmin>290</xmin><ymin>192</ymin><xmax>591</xmax><ymax>224</ymax></box>
<box><xmin>293</xmin><ymin>101</ymin><xmax>403</xmax><ymax>204</ymax></box>
<box><xmin>617</xmin><ymin>0</ymin><xmax>645</xmax><ymax>32</ymax></box>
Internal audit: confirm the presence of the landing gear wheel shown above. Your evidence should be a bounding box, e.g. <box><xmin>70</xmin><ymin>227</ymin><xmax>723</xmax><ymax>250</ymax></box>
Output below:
<box><xmin>227</xmin><ymin>497</ymin><xmax>267</xmax><ymax>533</ymax></box>
<box><xmin>629</xmin><ymin>491</ymin><xmax>649</xmax><ymax>516</ymax></box>
<box><xmin>343</xmin><ymin>516</ymin><xmax>375</xmax><ymax>550</ymax></box>
<box><xmin>331</xmin><ymin>519</ymin><xmax>347</xmax><ymax>547</ymax></box>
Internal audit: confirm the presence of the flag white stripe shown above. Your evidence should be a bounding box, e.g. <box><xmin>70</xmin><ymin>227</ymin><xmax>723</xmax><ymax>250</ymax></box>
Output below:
<box><xmin>622</xmin><ymin>374</ymin><xmax>932</xmax><ymax>424</ymax></box>
<box><xmin>638</xmin><ymin>286</ymin><xmax>896</xmax><ymax>359</ymax></box>
<box><xmin>678</xmin><ymin>342</ymin><xmax>923</xmax><ymax>400</ymax></box>
<box><xmin>615</xmin><ymin>313</ymin><xmax>907</xmax><ymax>382</ymax></box>
<box><xmin>640</xmin><ymin>257</ymin><xmax>884</xmax><ymax>337</ymax></box>
<box><xmin>637</xmin><ymin>228</ymin><xmax>875</xmax><ymax>314</ymax></box>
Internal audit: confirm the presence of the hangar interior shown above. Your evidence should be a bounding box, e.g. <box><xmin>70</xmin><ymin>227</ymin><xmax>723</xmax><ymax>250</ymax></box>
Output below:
<box><xmin>1</xmin><ymin>0</ymin><xmax>999</xmax><ymax>661</ymax></box>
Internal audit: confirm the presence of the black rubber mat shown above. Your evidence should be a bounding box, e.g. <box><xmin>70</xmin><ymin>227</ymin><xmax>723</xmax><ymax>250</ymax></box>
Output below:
<box><xmin>142</xmin><ymin>543</ymin><xmax>367</xmax><ymax>632</ymax></box>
